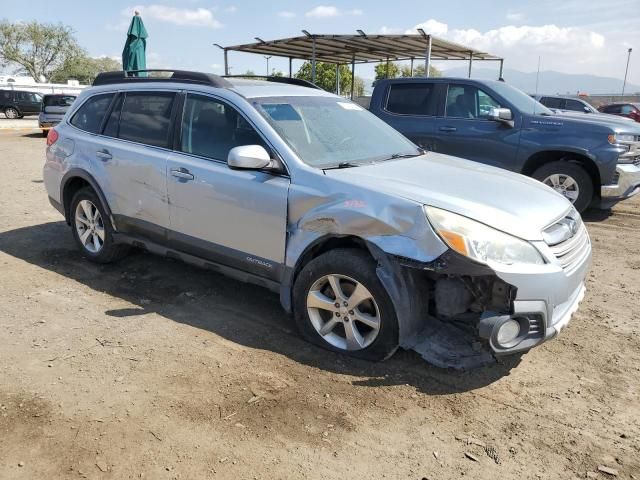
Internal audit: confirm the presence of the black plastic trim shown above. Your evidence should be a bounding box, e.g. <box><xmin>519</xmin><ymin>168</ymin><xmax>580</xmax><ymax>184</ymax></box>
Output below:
<box><xmin>93</xmin><ymin>70</ymin><xmax>233</xmax><ymax>88</ymax></box>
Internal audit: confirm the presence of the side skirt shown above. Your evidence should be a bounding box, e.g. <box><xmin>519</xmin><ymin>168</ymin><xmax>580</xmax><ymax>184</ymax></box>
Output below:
<box><xmin>113</xmin><ymin>232</ymin><xmax>281</xmax><ymax>294</ymax></box>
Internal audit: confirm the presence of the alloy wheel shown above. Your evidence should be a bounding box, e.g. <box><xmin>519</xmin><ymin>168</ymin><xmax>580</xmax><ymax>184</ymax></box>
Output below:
<box><xmin>306</xmin><ymin>274</ymin><xmax>381</xmax><ymax>351</ymax></box>
<box><xmin>543</xmin><ymin>173</ymin><xmax>580</xmax><ymax>203</ymax></box>
<box><xmin>75</xmin><ymin>200</ymin><xmax>105</xmax><ymax>253</ymax></box>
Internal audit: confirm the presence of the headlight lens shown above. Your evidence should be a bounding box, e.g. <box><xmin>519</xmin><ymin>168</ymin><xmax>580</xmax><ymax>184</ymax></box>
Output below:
<box><xmin>425</xmin><ymin>206</ymin><xmax>545</xmax><ymax>266</ymax></box>
<box><xmin>608</xmin><ymin>133</ymin><xmax>636</xmax><ymax>144</ymax></box>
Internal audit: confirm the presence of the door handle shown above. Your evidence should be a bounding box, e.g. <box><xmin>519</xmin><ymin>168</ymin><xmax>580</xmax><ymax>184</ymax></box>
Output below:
<box><xmin>439</xmin><ymin>126</ymin><xmax>457</xmax><ymax>132</ymax></box>
<box><xmin>96</xmin><ymin>149</ymin><xmax>112</xmax><ymax>161</ymax></box>
<box><xmin>171</xmin><ymin>168</ymin><xmax>194</xmax><ymax>181</ymax></box>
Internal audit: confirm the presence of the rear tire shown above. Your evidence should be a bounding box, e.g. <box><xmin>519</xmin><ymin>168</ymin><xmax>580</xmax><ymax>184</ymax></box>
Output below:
<box><xmin>69</xmin><ymin>187</ymin><xmax>128</xmax><ymax>264</ymax></box>
<box><xmin>293</xmin><ymin>248</ymin><xmax>399</xmax><ymax>361</ymax></box>
<box><xmin>4</xmin><ymin>107</ymin><xmax>20</xmax><ymax>119</ymax></box>
<box><xmin>533</xmin><ymin>161</ymin><xmax>593</xmax><ymax>212</ymax></box>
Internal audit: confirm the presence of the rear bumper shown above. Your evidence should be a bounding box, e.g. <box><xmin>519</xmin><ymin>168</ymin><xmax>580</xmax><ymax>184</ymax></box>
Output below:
<box><xmin>600</xmin><ymin>163</ymin><xmax>640</xmax><ymax>206</ymax></box>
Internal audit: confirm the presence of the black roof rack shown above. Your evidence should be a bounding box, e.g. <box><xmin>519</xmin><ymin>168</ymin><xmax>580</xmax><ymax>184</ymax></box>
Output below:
<box><xmin>93</xmin><ymin>69</ymin><xmax>232</xmax><ymax>88</ymax></box>
<box><xmin>222</xmin><ymin>75</ymin><xmax>321</xmax><ymax>89</ymax></box>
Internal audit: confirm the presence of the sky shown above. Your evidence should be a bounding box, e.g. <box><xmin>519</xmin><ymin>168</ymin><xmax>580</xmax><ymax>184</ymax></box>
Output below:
<box><xmin>2</xmin><ymin>0</ymin><xmax>639</xmax><ymax>86</ymax></box>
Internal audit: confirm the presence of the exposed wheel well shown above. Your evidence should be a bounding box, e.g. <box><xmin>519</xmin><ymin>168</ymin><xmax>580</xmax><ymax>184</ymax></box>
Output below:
<box><xmin>522</xmin><ymin>151</ymin><xmax>601</xmax><ymax>195</ymax></box>
<box><xmin>62</xmin><ymin>177</ymin><xmax>91</xmax><ymax>223</ymax></box>
<box><xmin>291</xmin><ymin>235</ymin><xmax>373</xmax><ymax>285</ymax></box>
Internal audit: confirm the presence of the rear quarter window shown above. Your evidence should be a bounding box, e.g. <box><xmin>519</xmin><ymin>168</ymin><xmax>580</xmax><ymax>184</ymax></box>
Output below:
<box><xmin>70</xmin><ymin>93</ymin><xmax>115</xmax><ymax>134</ymax></box>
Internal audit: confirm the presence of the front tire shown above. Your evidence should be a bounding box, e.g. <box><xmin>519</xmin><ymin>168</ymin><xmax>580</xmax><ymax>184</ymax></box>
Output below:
<box><xmin>293</xmin><ymin>249</ymin><xmax>399</xmax><ymax>361</ymax></box>
<box><xmin>69</xmin><ymin>187</ymin><xmax>128</xmax><ymax>263</ymax></box>
<box><xmin>533</xmin><ymin>161</ymin><xmax>593</xmax><ymax>212</ymax></box>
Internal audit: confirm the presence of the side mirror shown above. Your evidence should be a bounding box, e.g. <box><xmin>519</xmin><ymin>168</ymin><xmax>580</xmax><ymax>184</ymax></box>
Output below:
<box><xmin>488</xmin><ymin>107</ymin><xmax>514</xmax><ymax>127</ymax></box>
<box><xmin>228</xmin><ymin>145</ymin><xmax>271</xmax><ymax>170</ymax></box>
<box><xmin>584</xmin><ymin>106</ymin><xmax>591</xmax><ymax>113</ymax></box>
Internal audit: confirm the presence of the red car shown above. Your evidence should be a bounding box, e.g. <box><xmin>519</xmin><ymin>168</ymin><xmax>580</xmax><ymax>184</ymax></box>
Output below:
<box><xmin>597</xmin><ymin>102</ymin><xmax>640</xmax><ymax>122</ymax></box>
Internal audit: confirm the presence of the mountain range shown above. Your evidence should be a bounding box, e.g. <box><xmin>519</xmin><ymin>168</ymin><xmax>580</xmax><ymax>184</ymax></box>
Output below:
<box><xmin>440</xmin><ymin>67</ymin><xmax>640</xmax><ymax>95</ymax></box>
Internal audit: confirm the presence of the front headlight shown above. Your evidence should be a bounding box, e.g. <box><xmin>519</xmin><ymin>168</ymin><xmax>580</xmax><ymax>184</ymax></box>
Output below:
<box><xmin>425</xmin><ymin>206</ymin><xmax>545</xmax><ymax>266</ymax></box>
<box><xmin>608</xmin><ymin>133</ymin><xmax>636</xmax><ymax>144</ymax></box>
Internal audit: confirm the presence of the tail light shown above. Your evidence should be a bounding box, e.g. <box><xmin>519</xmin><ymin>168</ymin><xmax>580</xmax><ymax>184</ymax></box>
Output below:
<box><xmin>46</xmin><ymin>128</ymin><xmax>58</xmax><ymax>147</ymax></box>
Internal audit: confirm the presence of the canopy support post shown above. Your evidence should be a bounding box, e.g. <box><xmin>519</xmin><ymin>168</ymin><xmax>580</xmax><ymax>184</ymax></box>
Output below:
<box><xmin>289</xmin><ymin>57</ymin><xmax>292</xmax><ymax>78</ymax></box>
<box><xmin>410</xmin><ymin>57</ymin><xmax>414</xmax><ymax>77</ymax></box>
<box><xmin>424</xmin><ymin>35</ymin><xmax>432</xmax><ymax>78</ymax></box>
<box><xmin>311</xmin><ymin>37</ymin><xmax>317</xmax><ymax>83</ymax></box>
<box><xmin>335</xmin><ymin>64</ymin><xmax>340</xmax><ymax>95</ymax></box>
<box><xmin>468</xmin><ymin>52</ymin><xmax>473</xmax><ymax>78</ymax></box>
<box><xmin>223</xmin><ymin>49</ymin><xmax>229</xmax><ymax>76</ymax></box>
<box><xmin>386</xmin><ymin>57</ymin><xmax>390</xmax><ymax>78</ymax></box>
<box><xmin>350</xmin><ymin>55</ymin><xmax>355</xmax><ymax>100</ymax></box>
<box><xmin>498</xmin><ymin>59</ymin><xmax>504</xmax><ymax>79</ymax></box>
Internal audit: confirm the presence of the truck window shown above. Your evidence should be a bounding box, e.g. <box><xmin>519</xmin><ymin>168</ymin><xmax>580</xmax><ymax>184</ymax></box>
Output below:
<box><xmin>564</xmin><ymin>99</ymin><xmax>586</xmax><ymax>112</ymax></box>
<box><xmin>446</xmin><ymin>85</ymin><xmax>500</xmax><ymax>119</ymax></box>
<box><xmin>540</xmin><ymin>97</ymin><xmax>563</xmax><ymax>109</ymax></box>
<box><xmin>385</xmin><ymin>83</ymin><xmax>437</xmax><ymax>116</ymax></box>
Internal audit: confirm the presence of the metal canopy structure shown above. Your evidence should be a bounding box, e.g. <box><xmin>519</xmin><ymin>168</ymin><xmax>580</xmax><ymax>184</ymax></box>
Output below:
<box><xmin>216</xmin><ymin>31</ymin><xmax>504</xmax><ymax>98</ymax></box>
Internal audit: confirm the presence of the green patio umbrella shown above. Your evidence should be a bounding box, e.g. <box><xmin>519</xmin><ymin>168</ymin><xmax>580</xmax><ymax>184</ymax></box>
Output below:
<box><xmin>122</xmin><ymin>11</ymin><xmax>148</xmax><ymax>76</ymax></box>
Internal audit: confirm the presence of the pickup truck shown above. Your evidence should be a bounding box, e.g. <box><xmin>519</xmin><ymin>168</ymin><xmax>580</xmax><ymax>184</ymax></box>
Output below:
<box><xmin>369</xmin><ymin>77</ymin><xmax>640</xmax><ymax>212</ymax></box>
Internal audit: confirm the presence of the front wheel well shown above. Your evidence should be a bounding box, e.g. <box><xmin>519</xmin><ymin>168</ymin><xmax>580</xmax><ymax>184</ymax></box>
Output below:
<box><xmin>522</xmin><ymin>151</ymin><xmax>601</xmax><ymax>195</ymax></box>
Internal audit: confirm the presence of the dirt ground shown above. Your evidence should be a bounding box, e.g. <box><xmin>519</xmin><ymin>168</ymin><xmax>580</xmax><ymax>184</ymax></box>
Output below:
<box><xmin>1</xmin><ymin>129</ymin><xmax>639</xmax><ymax>480</ymax></box>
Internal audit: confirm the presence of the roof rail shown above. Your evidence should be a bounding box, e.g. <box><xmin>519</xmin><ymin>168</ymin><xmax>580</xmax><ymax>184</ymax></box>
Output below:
<box><xmin>93</xmin><ymin>70</ymin><xmax>232</xmax><ymax>88</ymax></box>
<box><xmin>223</xmin><ymin>75</ymin><xmax>321</xmax><ymax>90</ymax></box>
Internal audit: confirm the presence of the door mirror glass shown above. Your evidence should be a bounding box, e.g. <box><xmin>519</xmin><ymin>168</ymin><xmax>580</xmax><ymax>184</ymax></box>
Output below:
<box><xmin>228</xmin><ymin>145</ymin><xmax>271</xmax><ymax>170</ymax></box>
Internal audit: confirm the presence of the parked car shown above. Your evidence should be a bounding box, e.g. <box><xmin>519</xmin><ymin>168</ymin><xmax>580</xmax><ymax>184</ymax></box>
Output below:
<box><xmin>0</xmin><ymin>90</ymin><xmax>42</xmax><ymax>118</ymax></box>
<box><xmin>597</xmin><ymin>103</ymin><xmax>640</xmax><ymax>123</ymax></box>
<box><xmin>44</xmin><ymin>70</ymin><xmax>591</xmax><ymax>368</ymax></box>
<box><xmin>533</xmin><ymin>95</ymin><xmax>599</xmax><ymax>114</ymax></box>
<box><xmin>0</xmin><ymin>89</ymin><xmax>43</xmax><ymax>118</ymax></box>
<box><xmin>39</xmin><ymin>94</ymin><xmax>77</xmax><ymax>136</ymax></box>
<box><xmin>370</xmin><ymin>78</ymin><xmax>640</xmax><ymax>212</ymax></box>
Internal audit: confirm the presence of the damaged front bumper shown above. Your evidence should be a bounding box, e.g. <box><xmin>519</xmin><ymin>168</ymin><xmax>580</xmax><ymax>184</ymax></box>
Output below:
<box><xmin>402</xmin><ymin>229</ymin><xmax>591</xmax><ymax>368</ymax></box>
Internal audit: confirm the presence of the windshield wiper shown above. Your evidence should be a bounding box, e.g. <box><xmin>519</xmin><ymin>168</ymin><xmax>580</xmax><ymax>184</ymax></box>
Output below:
<box><xmin>323</xmin><ymin>161</ymin><xmax>362</xmax><ymax>170</ymax></box>
<box><xmin>381</xmin><ymin>151</ymin><xmax>424</xmax><ymax>161</ymax></box>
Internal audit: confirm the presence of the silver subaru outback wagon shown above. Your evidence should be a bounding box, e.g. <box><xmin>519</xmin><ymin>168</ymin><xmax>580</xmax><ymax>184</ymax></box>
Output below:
<box><xmin>43</xmin><ymin>70</ymin><xmax>591</xmax><ymax>368</ymax></box>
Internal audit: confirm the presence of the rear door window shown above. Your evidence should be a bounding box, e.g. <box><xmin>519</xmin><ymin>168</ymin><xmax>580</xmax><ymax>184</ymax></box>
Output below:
<box><xmin>540</xmin><ymin>97</ymin><xmax>563</xmax><ymax>109</ymax></box>
<box><xmin>70</xmin><ymin>93</ymin><xmax>115</xmax><ymax>134</ymax></box>
<box><xmin>564</xmin><ymin>99</ymin><xmax>586</xmax><ymax>112</ymax></box>
<box><xmin>117</xmin><ymin>92</ymin><xmax>176</xmax><ymax>148</ymax></box>
<box><xmin>385</xmin><ymin>83</ymin><xmax>438</xmax><ymax>116</ymax></box>
<box><xmin>603</xmin><ymin>105</ymin><xmax>622</xmax><ymax>114</ymax></box>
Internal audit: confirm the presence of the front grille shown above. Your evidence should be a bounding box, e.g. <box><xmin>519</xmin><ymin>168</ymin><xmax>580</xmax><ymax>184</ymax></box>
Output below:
<box><xmin>547</xmin><ymin>222</ymin><xmax>590</xmax><ymax>273</ymax></box>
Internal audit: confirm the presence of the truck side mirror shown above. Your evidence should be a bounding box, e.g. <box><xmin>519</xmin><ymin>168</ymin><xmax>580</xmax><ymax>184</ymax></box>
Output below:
<box><xmin>488</xmin><ymin>108</ymin><xmax>514</xmax><ymax>127</ymax></box>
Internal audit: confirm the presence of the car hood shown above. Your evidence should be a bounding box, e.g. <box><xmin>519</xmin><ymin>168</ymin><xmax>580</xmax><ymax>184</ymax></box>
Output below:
<box><xmin>324</xmin><ymin>153</ymin><xmax>572</xmax><ymax>241</ymax></box>
<box><xmin>546</xmin><ymin>111</ymin><xmax>640</xmax><ymax>131</ymax></box>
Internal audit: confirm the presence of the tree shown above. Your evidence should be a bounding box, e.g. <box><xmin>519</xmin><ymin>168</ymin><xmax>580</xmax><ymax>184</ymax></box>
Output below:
<box><xmin>0</xmin><ymin>20</ymin><xmax>80</xmax><ymax>81</ymax></box>
<box><xmin>295</xmin><ymin>61</ymin><xmax>353</xmax><ymax>94</ymax></box>
<box><xmin>49</xmin><ymin>54</ymin><xmax>121</xmax><ymax>84</ymax></box>
<box><xmin>353</xmin><ymin>76</ymin><xmax>365</xmax><ymax>97</ymax></box>
<box><xmin>400</xmin><ymin>64</ymin><xmax>442</xmax><ymax>78</ymax></box>
<box><xmin>374</xmin><ymin>61</ymin><xmax>401</xmax><ymax>80</ymax></box>
<box><xmin>270</xmin><ymin>69</ymin><xmax>284</xmax><ymax>77</ymax></box>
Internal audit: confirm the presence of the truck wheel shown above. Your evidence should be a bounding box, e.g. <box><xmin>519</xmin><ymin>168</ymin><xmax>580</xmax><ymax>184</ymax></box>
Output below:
<box><xmin>70</xmin><ymin>187</ymin><xmax>129</xmax><ymax>264</ymax></box>
<box><xmin>533</xmin><ymin>161</ymin><xmax>593</xmax><ymax>212</ymax></box>
<box><xmin>293</xmin><ymin>248</ymin><xmax>399</xmax><ymax>361</ymax></box>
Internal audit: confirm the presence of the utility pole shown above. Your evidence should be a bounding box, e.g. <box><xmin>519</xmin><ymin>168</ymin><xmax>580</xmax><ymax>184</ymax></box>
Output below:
<box><xmin>622</xmin><ymin>48</ymin><xmax>633</xmax><ymax>97</ymax></box>
<box><xmin>264</xmin><ymin>56</ymin><xmax>272</xmax><ymax>76</ymax></box>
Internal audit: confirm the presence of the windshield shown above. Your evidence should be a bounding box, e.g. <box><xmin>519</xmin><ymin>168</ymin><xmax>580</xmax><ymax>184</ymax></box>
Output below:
<box><xmin>491</xmin><ymin>82</ymin><xmax>553</xmax><ymax>116</ymax></box>
<box><xmin>253</xmin><ymin>96</ymin><xmax>421</xmax><ymax>168</ymax></box>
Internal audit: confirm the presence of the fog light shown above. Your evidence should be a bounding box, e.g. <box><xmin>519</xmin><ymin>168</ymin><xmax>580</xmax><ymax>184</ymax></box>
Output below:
<box><xmin>496</xmin><ymin>319</ymin><xmax>521</xmax><ymax>346</ymax></box>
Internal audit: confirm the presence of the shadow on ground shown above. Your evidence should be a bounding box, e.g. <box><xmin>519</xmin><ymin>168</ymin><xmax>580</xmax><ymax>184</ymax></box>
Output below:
<box><xmin>0</xmin><ymin>221</ymin><xmax>521</xmax><ymax>395</ymax></box>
